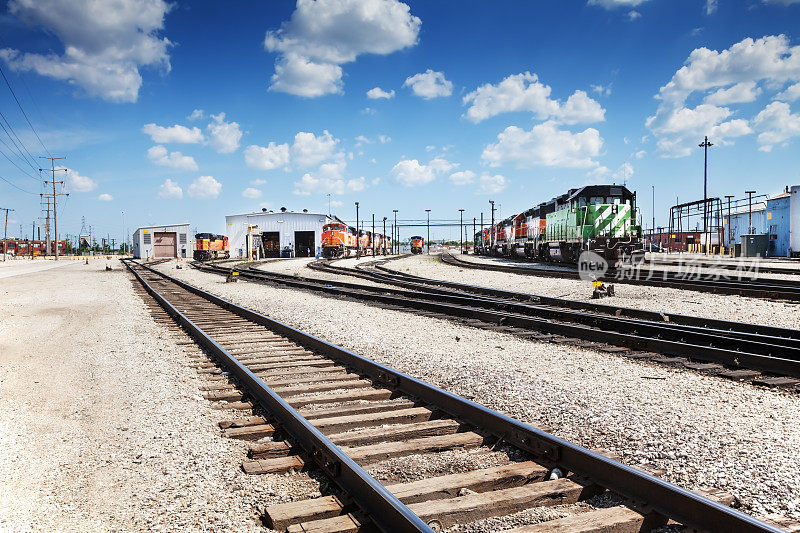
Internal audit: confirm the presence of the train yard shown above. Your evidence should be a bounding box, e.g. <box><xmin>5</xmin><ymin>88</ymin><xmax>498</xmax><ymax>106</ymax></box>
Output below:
<box><xmin>3</xmin><ymin>254</ymin><xmax>800</xmax><ymax>532</ymax></box>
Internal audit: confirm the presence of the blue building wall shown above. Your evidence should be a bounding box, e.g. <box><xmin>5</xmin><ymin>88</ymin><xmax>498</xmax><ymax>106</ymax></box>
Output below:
<box><xmin>766</xmin><ymin>195</ymin><xmax>791</xmax><ymax>257</ymax></box>
<box><xmin>723</xmin><ymin>195</ymin><xmax>792</xmax><ymax>257</ymax></box>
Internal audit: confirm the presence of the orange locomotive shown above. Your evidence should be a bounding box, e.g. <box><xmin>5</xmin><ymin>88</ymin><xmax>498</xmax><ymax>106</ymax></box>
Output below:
<box><xmin>410</xmin><ymin>235</ymin><xmax>424</xmax><ymax>254</ymax></box>
<box><xmin>322</xmin><ymin>223</ymin><xmax>390</xmax><ymax>258</ymax></box>
<box><xmin>194</xmin><ymin>233</ymin><xmax>229</xmax><ymax>261</ymax></box>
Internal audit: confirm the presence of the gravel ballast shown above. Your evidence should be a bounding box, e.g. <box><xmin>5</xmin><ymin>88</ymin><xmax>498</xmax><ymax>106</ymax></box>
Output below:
<box><xmin>386</xmin><ymin>254</ymin><xmax>800</xmax><ymax>330</ymax></box>
<box><xmin>157</xmin><ymin>261</ymin><xmax>800</xmax><ymax>523</ymax></box>
<box><xmin>0</xmin><ymin>260</ymin><xmax>321</xmax><ymax>532</ymax></box>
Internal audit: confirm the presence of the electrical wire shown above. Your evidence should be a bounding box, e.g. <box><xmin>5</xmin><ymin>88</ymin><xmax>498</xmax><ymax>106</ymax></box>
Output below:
<box><xmin>0</xmin><ymin>142</ymin><xmax>41</xmax><ymax>182</ymax></box>
<box><xmin>0</xmin><ymin>110</ymin><xmax>40</xmax><ymax>174</ymax></box>
<box><xmin>0</xmin><ymin>173</ymin><xmax>36</xmax><ymax>194</ymax></box>
<box><xmin>0</xmin><ymin>64</ymin><xmax>50</xmax><ymax>157</ymax></box>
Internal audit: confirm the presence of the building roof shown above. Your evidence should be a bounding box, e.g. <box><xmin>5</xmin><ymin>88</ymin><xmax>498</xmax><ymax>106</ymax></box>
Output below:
<box><xmin>227</xmin><ymin>209</ymin><xmax>331</xmax><ymax>218</ymax></box>
<box><xmin>134</xmin><ymin>223</ymin><xmax>190</xmax><ymax>231</ymax></box>
<box><xmin>768</xmin><ymin>191</ymin><xmax>791</xmax><ymax>200</ymax></box>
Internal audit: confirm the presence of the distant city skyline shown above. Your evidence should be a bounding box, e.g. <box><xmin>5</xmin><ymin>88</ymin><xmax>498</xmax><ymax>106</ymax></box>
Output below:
<box><xmin>1</xmin><ymin>0</ymin><xmax>799</xmax><ymax>243</ymax></box>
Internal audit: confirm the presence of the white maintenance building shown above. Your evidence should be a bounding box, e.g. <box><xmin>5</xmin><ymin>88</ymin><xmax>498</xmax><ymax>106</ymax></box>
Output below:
<box><xmin>226</xmin><ymin>208</ymin><xmax>333</xmax><ymax>259</ymax></box>
<box><xmin>132</xmin><ymin>223</ymin><xmax>192</xmax><ymax>259</ymax></box>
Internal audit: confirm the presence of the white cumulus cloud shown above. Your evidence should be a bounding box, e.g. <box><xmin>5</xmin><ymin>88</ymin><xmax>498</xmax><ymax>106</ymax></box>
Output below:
<box><xmin>481</xmin><ymin>121</ymin><xmax>604</xmax><ymax>169</ymax></box>
<box><xmin>449</xmin><ymin>170</ymin><xmax>476</xmax><ymax>186</ymax></box>
<box><xmin>188</xmin><ymin>175</ymin><xmax>222</xmax><ymax>199</ymax></box>
<box><xmin>147</xmin><ymin>145</ymin><xmax>198</xmax><ymax>171</ymax></box>
<box><xmin>478</xmin><ymin>173</ymin><xmax>507</xmax><ymax>194</ymax></box>
<box><xmin>242</xmin><ymin>187</ymin><xmax>262</xmax><ymax>199</ymax></box>
<box><xmin>775</xmin><ymin>82</ymin><xmax>800</xmax><ymax>102</ymax></box>
<box><xmin>612</xmin><ymin>162</ymin><xmax>634</xmax><ymax>183</ymax></box>
<box><xmin>62</xmin><ymin>167</ymin><xmax>97</xmax><ymax>192</ymax></box>
<box><xmin>463</xmin><ymin>72</ymin><xmax>604</xmax><ymax>124</ymax></box>
<box><xmin>404</xmin><ymin>69</ymin><xmax>453</xmax><ymax>99</ymax></box>
<box><xmin>293</xmin><ymin>173</ymin><xmax>366</xmax><ymax>196</ymax></box>
<box><xmin>187</xmin><ymin>109</ymin><xmax>204</xmax><ymax>120</ymax></box>
<box><xmin>142</xmin><ymin>123</ymin><xmax>204</xmax><ymax>144</ymax></box>
<box><xmin>752</xmin><ymin>101</ymin><xmax>800</xmax><ymax>151</ymax></box>
<box><xmin>588</xmin><ymin>0</ymin><xmax>649</xmax><ymax>8</ymax></box>
<box><xmin>244</xmin><ymin>142</ymin><xmax>290</xmax><ymax>170</ymax></box>
<box><xmin>292</xmin><ymin>130</ymin><xmax>338</xmax><ymax>168</ymax></box>
<box><xmin>646</xmin><ymin>35</ymin><xmax>800</xmax><ymax>156</ymax></box>
<box><xmin>157</xmin><ymin>178</ymin><xmax>182</xmax><ymax>199</ymax></box>
<box><xmin>98</xmin><ymin>193</ymin><xmax>113</xmax><ymax>201</ymax></box>
<box><xmin>264</xmin><ymin>0</ymin><xmax>421</xmax><ymax>97</ymax></box>
<box><xmin>206</xmin><ymin>112</ymin><xmax>242</xmax><ymax>154</ymax></box>
<box><xmin>0</xmin><ymin>0</ymin><xmax>172</xmax><ymax>103</ymax></box>
<box><xmin>390</xmin><ymin>157</ymin><xmax>455</xmax><ymax>187</ymax></box>
<box><xmin>367</xmin><ymin>86</ymin><xmax>395</xmax><ymax>99</ymax></box>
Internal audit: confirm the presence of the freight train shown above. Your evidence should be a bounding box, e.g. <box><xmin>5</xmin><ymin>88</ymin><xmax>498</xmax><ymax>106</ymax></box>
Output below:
<box><xmin>474</xmin><ymin>185</ymin><xmax>643</xmax><ymax>263</ymax></box>
<box><xmin>321</xmin><ymin>222</ymin><xmax>390</xmax><ymax>258</ymax></box>
<box><xmin>410</xmin><ymin>236</ymin><xmax>424</xmax><ymax>254</ymax></box>
<box><xmin>194</xmin><ymin>233</ymin><xmax>230</xmax><ymax>261</ymax></box>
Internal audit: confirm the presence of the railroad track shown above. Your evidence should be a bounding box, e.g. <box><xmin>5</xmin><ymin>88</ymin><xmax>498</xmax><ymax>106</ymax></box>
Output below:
<box><xmin>191</xmin><ymin>258</ymin><xmax>800</xmax><ymax>388</ymax></box>
<box><xmin>125</xmin><ymin>258</ymin><xmax>789</xmax><ymax>532</ymax></box>
<box><xmin>443</xmin><ymin>253</ymin><xmax>800</xmax><ymax>301</ymax></box>
<box><xmin>644</xmin><ymin>257</ymin><xmax>800</xmax><ymax>276</ymax></box>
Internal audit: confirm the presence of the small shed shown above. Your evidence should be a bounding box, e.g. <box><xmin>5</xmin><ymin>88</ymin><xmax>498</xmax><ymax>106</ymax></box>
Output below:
<box><xmin>226</xmin><ymin>208</ymin><xmax>333</xmax><ymax>259</ymax></box>
<box><xmin>133</xmin><ymin>223</ymin><xmax>191</xmax><ymax>259</ymax></box>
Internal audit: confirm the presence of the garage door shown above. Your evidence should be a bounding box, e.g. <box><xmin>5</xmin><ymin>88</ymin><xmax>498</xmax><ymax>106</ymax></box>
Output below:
<box><xmin>154</xmin><ymin>232</ymin><xmax>177</xmax><ymax>258</ymax></box>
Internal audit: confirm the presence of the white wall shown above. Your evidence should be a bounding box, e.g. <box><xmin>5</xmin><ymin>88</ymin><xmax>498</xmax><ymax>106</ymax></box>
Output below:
<box><xmin>226</xmin><ymin>212</ymin><xmax>332</xmax><ymax>257</ymax></box>
<box><xmin>133</xmin><ymin>224</ymin><xmax>191</xmax><ymax>259</ymax></box>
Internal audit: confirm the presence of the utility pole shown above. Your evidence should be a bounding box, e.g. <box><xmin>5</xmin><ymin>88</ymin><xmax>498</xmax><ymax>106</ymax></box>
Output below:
<box><xmin>480</xmin><ymin>213</ymin><xmax>484</xmax><ymax>253</ymax></box>
<box><xmin>425</xmin><ymin>209</ymin><xmax>431</xmax><ymax>254</ymax></box>
<box><xmin>393</xmin><ymin>210</ymin><xmax>398</xmax><ymax>254</ymax></box>
<box><xmin>371</xmin><ymin>214</ymin><xmax>375</xmax><ymax>257</ymax></box>
<box><xmin>698</xmin><ymin>137</ymin><xmax>713</xmax><ymax>254</ymax></box>
<box><xmin>458</xmin><ymin>209</ymin><xmax>465</xmax><ymax>254</ymax></box>
<box><xmin>382</xmin><ymin>217</ymin><xmax>387</xmax><ymax>255</ymax></box>
<box><xmin>745</xmin><ymin>190</ymin><xmax>756</xmax><ymax>234</ymax></box>
<box><xmin>327</xmin><ymin>193</ymin><xmax>331</xmax><ymax>217</ymax></box>
<box><xmin>473</xmin><ymin>217</ymin><xmax>476</xmax><ymax>254</ymax></box>
<box><xmin>489</xmin><ymin>200</ymin><xmax>495</xmax><ymax>252</ymax></box>
<box><xmin>355</xmin><ymin>202</ymin><xmax>360</xmax><ymax>259</ymax></box>
<box><xmin>39</xmin><ymin>156</ymin><xmax>67</xmax><ymax>260</ymax></box>
<box><xmin>724</xmin><ymin>195</ymin><xmax>735</xmax><ymax>248</ymax></box>
<box><xmin>651</xmin><ymin>185</ymin><xmax>655</xmax><ymax>253</ymax></box>
<box><xmin>1</xmin><ymin>207</ymin><xmax>13</xmax><ymax>261</ymax></box>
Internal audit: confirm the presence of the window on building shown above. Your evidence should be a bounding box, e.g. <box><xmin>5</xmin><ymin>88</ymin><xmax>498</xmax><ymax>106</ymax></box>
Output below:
<box><xmin>143</xmin><ymin>233</ymin><xmax>151</xmax><ymax>244</ymax></box>
<box><xmin>179</xmin><ymin>233</ymin><xmax>187</xmax><ymax>244</ymax></box>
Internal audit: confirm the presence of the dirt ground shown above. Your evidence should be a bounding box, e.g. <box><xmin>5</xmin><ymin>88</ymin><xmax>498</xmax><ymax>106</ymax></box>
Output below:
<box><xmin>0</xmin><ymin>260</ymin><xmax>295</xmax><ymax>532</ymax></box>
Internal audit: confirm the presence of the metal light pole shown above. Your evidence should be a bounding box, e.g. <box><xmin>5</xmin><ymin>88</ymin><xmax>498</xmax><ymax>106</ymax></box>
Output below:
<box><xmin>371</xmin><ymin>214</ymin><xmax>375</xmax><ymax>256</ymax></box>
<box><xmin>355</xmin><ymin>202</ymin><xmax>360</xmax><ymax>259</ymax></box>
<box><xmin>480</xmin><ymin>213</ymin><xmax>484</xmax><ymax>254</ymax></box>
<box><xmin>699</xmin><ymin>136</ymin><xmax>713</xmax><ymax>254</ymax></box>
<box><xmin>489</xmin><ymin>200</ymin><xmax>495</xmax><ymax>253</ymax></box>
<box><xmin>382</xmin><ymin>217</ymin><xmax>387</xmax><ymax>255</ymax></box>
<box><xmin>458</xmin><ymin>209</ymin><xmax>465</xmax><ymax>254</ymax></box>
<box><xmin>425</xmin><ymin>209</ymin><xmax>431</xmax><ymax>254</ymax></box>
<box><xmin>651</xmin><ymin>185</ymin><xmax>655</xmax><ymax>253</ymax></box>
<box><xmin>393</xmin><ymin>209</ymin><xmax>398</xmax><ymax>254</ymax></box>
<box><xmin>724</xmin><ymin>195</ymin><xmax>734</xmax><ymax>249</ymax></box>
<box><xmin>745</xmin><ymin>190</ymin><xmax>756</xmax><ymax>234</ymax></box>
<box><xmin>472</xmin><ymin>217</ymin><xmax>476</xmax><ymax>254</ymax></box>
<box><xmin>1</xmin><ymin>207</ymin><xmax>13</xmax><ymax>261</ymax></box>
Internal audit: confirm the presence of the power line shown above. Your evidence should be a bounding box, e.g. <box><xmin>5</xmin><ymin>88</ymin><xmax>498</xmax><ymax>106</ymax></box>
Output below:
<box><xmin>0</xmin><ymin>173</ymin><xmax>36</xmax><ymax>194</ymax></box>
<box><xmin>0</xmin><ymin>63</ymin><xmax>50</xmax><ymax>157</ymax></box>
<box><xmin>0</xmin><ymin>139</ymin><xmax>42</xmax><ymax>182</ymax></box>
<box><xmin>0</xmin><ymin>111</ymin><xmax>40</xmax><ymax>174</ymax></box>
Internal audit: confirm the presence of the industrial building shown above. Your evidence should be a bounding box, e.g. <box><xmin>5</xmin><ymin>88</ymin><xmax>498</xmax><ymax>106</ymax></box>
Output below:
<box><xmin>226</xmin><ymin>208</ymin><xmax>333</xmax><ymax>259</ymax></box>
<box><xmin>653</xmin><ymin>185</ymin><xmax>799</xmax><ymax>257</ymax></box>
<box><xmin>132</xmin><ymin>223</ymin><xmax>191</xmax><ymax>259</ymax></box>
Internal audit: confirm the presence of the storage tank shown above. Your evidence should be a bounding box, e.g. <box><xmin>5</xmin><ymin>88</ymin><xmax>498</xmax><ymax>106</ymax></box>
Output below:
<box><xmin>791</xmin><ymin>185</ymin><xmax>800</xmax><ymax>257</ymax></box>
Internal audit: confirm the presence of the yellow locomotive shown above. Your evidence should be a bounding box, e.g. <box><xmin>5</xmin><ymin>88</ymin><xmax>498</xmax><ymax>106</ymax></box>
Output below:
<box><xmin>194</xmin><ymin>233</ymin><xmax>230</xmax><ymax>261</ymax></box>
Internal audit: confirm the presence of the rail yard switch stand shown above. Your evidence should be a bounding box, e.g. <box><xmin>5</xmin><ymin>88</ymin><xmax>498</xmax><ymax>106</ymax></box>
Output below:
<box><xmin>226</xmin><ymin>271</ymin><xmax>239</xmax><ymax>283</ymax></box>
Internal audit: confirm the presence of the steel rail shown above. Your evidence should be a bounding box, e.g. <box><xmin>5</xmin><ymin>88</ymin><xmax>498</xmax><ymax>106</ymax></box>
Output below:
<box><xmin>193</xmin><ymin>261</ymin><xmax>800</xmax><ymax>377</ymax></box>
<box><xmin>130</xmin><ymin>259</ymin><xmax>782</xmax><ymax>532</ymax></box>
<box><xmin>645</xmin><ymin>257</ymin><xmax>800</xmax><ymax>276</ymax></box>
<box><xmin>124</xmin><ymin>259</ymin><xmax>432</xmax><ymax>533</ymax></box>
<box><xmin>443</xmin><ymin>253</ymin><xmax>800</xmax><ymax>300</ymax></box>
<box><xmin>334</xmin><ymin>258</ymin><xmax>800</xmax><ymax>341</ymax></box>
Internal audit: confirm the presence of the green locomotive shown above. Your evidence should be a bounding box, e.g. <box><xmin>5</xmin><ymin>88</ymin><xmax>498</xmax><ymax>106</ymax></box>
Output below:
<box><xmin>475</xmin><ymin>185</ymin><xmax>644</xmax><ymax>263</ymax></box>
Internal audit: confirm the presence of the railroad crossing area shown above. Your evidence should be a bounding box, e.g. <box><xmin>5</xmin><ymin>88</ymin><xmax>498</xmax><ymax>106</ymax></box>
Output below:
<box><xmin>2</xmin><ymin>255</ymin><xmax>800</xmax><ymax>532</ymax></box>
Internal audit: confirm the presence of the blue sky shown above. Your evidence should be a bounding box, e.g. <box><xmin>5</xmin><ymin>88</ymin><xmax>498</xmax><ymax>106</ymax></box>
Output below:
<box><xmin>1</xmin><ymin>0</ymin><xmax>799</xmax><ymax>244</ymax></box>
